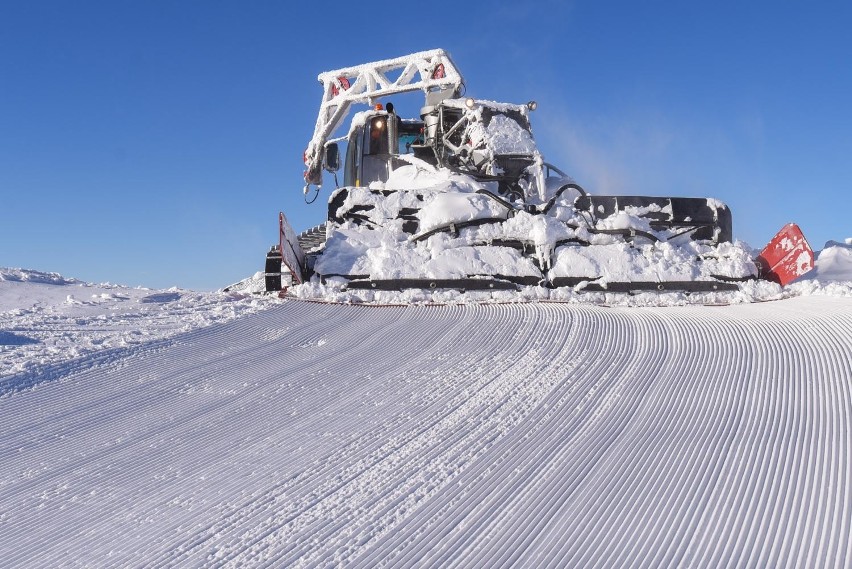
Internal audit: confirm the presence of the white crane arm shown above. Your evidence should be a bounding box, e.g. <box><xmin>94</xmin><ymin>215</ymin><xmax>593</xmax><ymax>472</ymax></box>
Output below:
<box><xmin>302</xmin><ymin>49</ymin><xmax>463</xmax><ymax>190</ymax></box>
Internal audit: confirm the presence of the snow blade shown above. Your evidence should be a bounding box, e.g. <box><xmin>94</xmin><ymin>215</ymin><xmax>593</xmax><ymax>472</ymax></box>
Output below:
<box><xmin>279</xmin><ymin>212</ymin><xmax>306</xmax><ymax>284</ymax></box>
<box><xmin>756</xmin><ymin>223</ymin><xmax>814</xmax><ymax>286</ymax></box>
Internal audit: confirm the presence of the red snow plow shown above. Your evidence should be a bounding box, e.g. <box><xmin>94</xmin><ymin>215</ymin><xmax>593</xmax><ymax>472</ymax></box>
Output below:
<box><xmin>757</xmin><ymin>223</ymin><xmax>814</xmax><ymax>286</ymax></box>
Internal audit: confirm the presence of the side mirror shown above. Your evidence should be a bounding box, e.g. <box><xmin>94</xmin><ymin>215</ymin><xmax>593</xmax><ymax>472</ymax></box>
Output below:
<box><xmin>324</xmin><ymin>143</ymin><xmax>340</xmax><ymax>172</ymax></box>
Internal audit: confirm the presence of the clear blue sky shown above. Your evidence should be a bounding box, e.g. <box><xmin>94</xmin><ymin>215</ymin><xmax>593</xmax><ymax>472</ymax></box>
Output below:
<box><xmin>2</xmin><ymin>1</ymin><xmax>850</xmax><ymax>290</ymax></box>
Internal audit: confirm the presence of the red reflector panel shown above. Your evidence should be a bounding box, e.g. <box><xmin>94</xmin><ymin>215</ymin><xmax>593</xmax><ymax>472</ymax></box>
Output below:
<box><xmin>331</xmin><ymin>76</ymin><xmax>351</xmax><ymax>97</ymax></box>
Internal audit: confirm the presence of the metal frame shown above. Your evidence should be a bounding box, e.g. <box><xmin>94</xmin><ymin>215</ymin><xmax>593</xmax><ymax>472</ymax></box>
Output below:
<box><xmin>303</xmin><ymin>49</ymin><xmax>463</xmax><ymax>189</ymax></box>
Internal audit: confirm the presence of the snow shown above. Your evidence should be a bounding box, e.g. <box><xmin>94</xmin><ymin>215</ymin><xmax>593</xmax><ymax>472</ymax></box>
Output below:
<box><xmin>0</xmin><ymin>268</ymin><xmax>268</xmax><ymax>383</ymax></box>
<box><xmin>467</xmin><ymin>112</ymin><xmax>537</xmax><ymax>156</ymax></box>
<box><xmin>1</xmin><ymin>273</ymin><xmax>850</xmax><ymax>567</ymax></box>
<box><xmin>416</xmin><ymin>192</ymin><xmax>508</xmax><ymax>232</ymax></box>
<box><xmin>807</xmin><ymin>239</ymin><xmax>852</xmax><ymax>282</ymax></box>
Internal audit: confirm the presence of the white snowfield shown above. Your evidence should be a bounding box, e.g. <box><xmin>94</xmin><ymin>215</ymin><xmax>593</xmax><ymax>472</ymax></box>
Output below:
<box><xmin>0</xmin><ymin>269</ymin><xmax>267</xmax><ymax>380</ymax></box>
<box><xmin>0</xmin><ymin>253</ymin><xmax>851</xmax><ymax>567</ymax></box>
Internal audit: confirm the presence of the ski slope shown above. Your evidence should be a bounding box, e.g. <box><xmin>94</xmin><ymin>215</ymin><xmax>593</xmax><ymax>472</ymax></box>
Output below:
<box><xmin>2</xmin><ymin>292</ymin><xmax>851</xmax><ymax>567</ymax></box>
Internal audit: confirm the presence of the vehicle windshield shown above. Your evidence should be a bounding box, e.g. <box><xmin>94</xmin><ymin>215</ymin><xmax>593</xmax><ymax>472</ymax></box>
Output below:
<box><xmin>398</xmin><ymin>121</ymin><xmax>423</xmax><ymax>154</ymax></box>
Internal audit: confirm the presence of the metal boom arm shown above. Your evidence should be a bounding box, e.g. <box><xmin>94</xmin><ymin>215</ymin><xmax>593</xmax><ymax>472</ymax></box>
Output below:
<box><xmin>302</xmin><ymin>49</ymin><xmax>463</xmax><ymax>192</ymax></box>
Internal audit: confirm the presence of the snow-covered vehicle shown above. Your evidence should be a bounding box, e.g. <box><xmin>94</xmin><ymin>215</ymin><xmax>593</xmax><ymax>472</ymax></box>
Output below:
<box><xmin>265</xmin><ymin>49</ymin><xmax>813</xmax><ymax>298</ymax></box>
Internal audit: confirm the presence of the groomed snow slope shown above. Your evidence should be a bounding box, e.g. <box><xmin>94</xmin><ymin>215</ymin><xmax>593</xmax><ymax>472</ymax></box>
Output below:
<box><xmin>2</xmin><ymin>297</ymin><xmax>850</xmax><ymax>567</ymax></box>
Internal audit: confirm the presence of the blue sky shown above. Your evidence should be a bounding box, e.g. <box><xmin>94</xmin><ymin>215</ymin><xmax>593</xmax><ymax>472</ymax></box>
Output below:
<box><xmin>1</xmin><ymin>1</ymin><xmax>850</xmax><ymax>290</ymax></box>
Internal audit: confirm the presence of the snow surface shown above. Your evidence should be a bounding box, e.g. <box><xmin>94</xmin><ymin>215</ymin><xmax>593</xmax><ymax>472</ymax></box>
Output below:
<box><xmin>1</xmin><ymin>271</ymin><xmax>851</xmax><ymax>567</ymax></box>
<box><xmin>0</xmin><ymin>268</ymin><xmax>268</xmax><ymax>382</ymax></box>
<box><xmin>0</xmin><ymin>262</ymin><xmax>852</xmax><ymax>567</ymax></box>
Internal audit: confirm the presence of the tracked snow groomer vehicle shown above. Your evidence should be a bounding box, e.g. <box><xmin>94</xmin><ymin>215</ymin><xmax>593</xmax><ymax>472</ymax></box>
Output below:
<box><xmin>265</xmin><ymin>49</ymin><xmax>813</xmax><ymax>298</ymax></box>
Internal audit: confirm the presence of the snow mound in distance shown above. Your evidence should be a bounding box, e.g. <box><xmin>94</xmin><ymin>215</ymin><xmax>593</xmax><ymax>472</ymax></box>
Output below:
<box><xmin>807</xmin><ymin>239</ymin><xmax>852</xmax><ymax>282</ymax></box>
<box><xmin>0</xmin><ymin>268</ymin><xmax>270</xmax><ymax>383</ymax></box>
<box><xmin>0</xmin><ymin>268</ymin><xmax>79</xmax><ymax>285</ymax></box>
<box><xmin>787</xmin><ymin>239</ymin><xmax>852</xmax><ymax>298</ymax></box>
